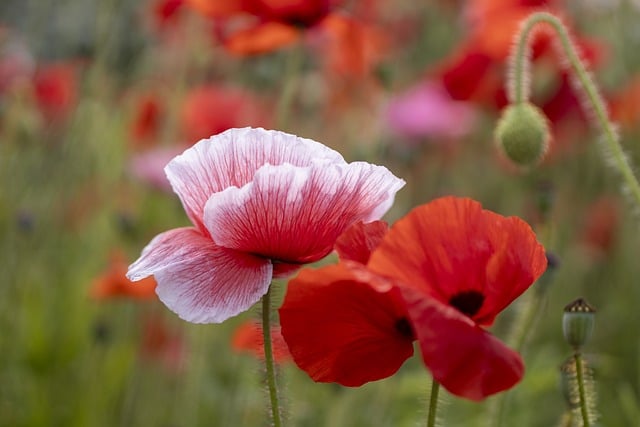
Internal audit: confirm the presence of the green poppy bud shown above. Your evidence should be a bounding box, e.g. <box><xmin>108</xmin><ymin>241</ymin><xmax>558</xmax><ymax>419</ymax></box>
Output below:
<box><xmin>563</xmin><ymin>298</ymin><xmax>596</xmax><ymax>350</ymax></box>
<box><xmin>495</xmin><ymin>103</ymin><xmax>550</xmax><ymax>168</ymax></box>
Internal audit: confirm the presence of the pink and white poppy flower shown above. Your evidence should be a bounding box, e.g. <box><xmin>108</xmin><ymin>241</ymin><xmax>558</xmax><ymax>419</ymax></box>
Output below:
<box><xmin>127</xmin><ymin>127</ymin><xmax>405</xmax><ymax>323</ymax></box>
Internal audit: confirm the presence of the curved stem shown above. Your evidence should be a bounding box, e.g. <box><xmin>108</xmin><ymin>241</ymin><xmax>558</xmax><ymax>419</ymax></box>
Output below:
<box><xmin>574</xmin><ymin>353</ymin><xmax>591</xmax><ymax>427</ymax></box>
<box><xmin>262</xmin><ymin>287</ymin><xmax>283</xmax><ymax>427</ymax></box>
<box><xmin>510</xmin><ymin>12</ymin><xmax>640</xmax><ymax>209</ymax></box>
<box><xmin>427</xmin><ymin>379</ymin><xmax>440</xmax><ymax>427</ymax></box>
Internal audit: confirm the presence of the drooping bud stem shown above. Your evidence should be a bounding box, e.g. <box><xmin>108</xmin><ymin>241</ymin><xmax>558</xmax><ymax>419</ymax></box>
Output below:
<box><xmin>507</xmin><ymin>12</ymin><xmax>640</xmax><ymax>209</ymax></box>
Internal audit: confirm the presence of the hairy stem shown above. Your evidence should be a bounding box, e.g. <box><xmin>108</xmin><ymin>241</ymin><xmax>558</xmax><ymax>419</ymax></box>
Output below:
<box><xmin>427</xmin><ymin>379</ymin><xmax>440</xmax><ymax>427</ymax></box>
<box><xmin>262</xmin><ymin>287</ymin><xmax>283</xmax><ymax>427</ymax></box>
<box><xmin>574</xmin><ymin>353</ymin><xmax>591</xmax><ymax>427</ymax></box>
<box><xmin>510</xmin><ymin>11</ymin><xmax>640</xmax><ymax>210</ymax></box>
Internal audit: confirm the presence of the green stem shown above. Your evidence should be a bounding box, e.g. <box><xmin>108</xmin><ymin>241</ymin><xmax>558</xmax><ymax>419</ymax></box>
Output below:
<box><xmin>262</xmin><ymin>287</ymin><xmax>283</xmax><ymax>427</ymax></box>
<box><xmin>275</xmin><ymin>44</ymin><xmax>304</xmax><ymax>130</ymax></box>
<box><xmin>574</xmin><ymin>353</ymin><xmax>591</xmax><ymax>427</ymax></box>
<box><xmin>427</xmin><ymin>379</ymin><xmax>440</xmax><ymax>427</ymax></box>
<box><xmin>510</xmin><ymin>12</ymin><xmax>640</xmax><ymax>209</ymax></box>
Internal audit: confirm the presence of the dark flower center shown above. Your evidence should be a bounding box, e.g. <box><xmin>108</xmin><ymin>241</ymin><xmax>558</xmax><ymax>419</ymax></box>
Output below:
<box><xmin>394</xmin><ymin>318</ymin><xmax>415</xmax><ymax>340</ymax></box>
<box><xmin>449</xmin><ymin>290</ymin><xmax>485</xmax><ymax>318</ymax></box>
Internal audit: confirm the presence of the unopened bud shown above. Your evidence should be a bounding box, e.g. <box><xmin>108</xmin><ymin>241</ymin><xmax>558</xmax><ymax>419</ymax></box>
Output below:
<box><xmin>563</xmin><ymin>298</ymin><xmax>596</xmax><ymax>350</ymax></box>
<box><xmin>495</xmin><ymin>103</ymin><xmax>550</xmax><ymax>168</ymax></box>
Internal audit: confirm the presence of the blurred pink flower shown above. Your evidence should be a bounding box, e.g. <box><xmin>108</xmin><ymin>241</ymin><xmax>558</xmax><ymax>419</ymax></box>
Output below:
<box><xmin>0</xmin><ymin>28</ymin><xmax>35</xmax><ymax>96</ymax></box>
<box><xmin>384</xmin><ymin>82</ymin><xmax>476</xmax><ymax>142</ymax></box>
<box><xmin>129</xmin><ymin>146</ymin><xmax>185</xmax><ymax>192</ymax></box>
<box><xmin>127</xmin><ymin>127</ymin><xmax>405</xmax><ymax>323</ymax></box>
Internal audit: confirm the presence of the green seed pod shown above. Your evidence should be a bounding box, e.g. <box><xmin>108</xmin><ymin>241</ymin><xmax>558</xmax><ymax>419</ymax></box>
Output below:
<box><xmin>495</xmin><ymin>102</ymin><xmax>550</xmax><ymax>168</ymax></box>
<box><xmin>563</xmin><ymin>298</ymin><xmax>596</xmax><ymax>350</ymax></box>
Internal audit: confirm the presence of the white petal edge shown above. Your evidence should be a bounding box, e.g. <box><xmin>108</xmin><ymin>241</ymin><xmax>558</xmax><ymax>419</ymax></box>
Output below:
<box><xmin>127</xmin><ymin>227</ymin><xmax>273</xmax><ymax>323</ymax></box>
<box><xmin>164</xmin><ymin>127</ymin><xmax>346</xmax><ymax>231</ymax></box>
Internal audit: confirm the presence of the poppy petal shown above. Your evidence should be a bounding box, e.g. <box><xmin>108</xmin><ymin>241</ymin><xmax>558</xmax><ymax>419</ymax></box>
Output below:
<box><xmin>279</xmin><ymin>263</ymin><xmax>414</xmax><ymax>386</ymax></box>
<box><xmin>334</xmin><ymin>220</ymin><xmax>388</xmax><ymax>264</ymax></box>
<box><xmin>203</xmin><ymin>161</ymin><xmax>404</xmax><ymax>263</ymax></box>
<box><xmin>368</xmin><ymin>197</ymin><xmax>487</xmax><ymax>303</ymax></box>
<box><xmin>368</xmin><ymin>196</ymin><xmax>546</xmax><ymax>325</ymax></box>
<box><xmin>401</xmin><ymin>287</ymin><xmax>524</xmax><ymax>401</ymax></box>
<box><xmin>164</xmin><ymin>127</ymin><xmax>344</xmax><ymax>233</ymax></box>
<box><xmin>127</xmin><ymin>227</ymin><xmax>273</xmax><ymax>323</ymax></box>
<box><xmin>477</xmin><ymin>215</ymin><xmax>547</xmax><ymax>325</ymax></box>
<box><xmin>225</xmin><ymin>22</ymin><xmax>301</xmax><ymax>56</ymax></box>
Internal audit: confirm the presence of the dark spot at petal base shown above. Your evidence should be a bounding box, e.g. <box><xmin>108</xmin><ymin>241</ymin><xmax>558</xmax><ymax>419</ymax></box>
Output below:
<box><xmin>449</xmin><ymin>290</ymin><xmax>485</xmax><ymax>318</ymax></box>
<box><xmin>394</xmin><ymin>317</ymin><xmax>415</xmax><ymax>340</ymax></box>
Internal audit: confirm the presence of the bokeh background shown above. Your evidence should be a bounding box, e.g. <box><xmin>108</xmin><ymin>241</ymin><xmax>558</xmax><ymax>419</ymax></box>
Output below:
<box><xmin>2</xmin><ymin>0</ymin><xmax>640</xmax><ymax>426</ymax></box>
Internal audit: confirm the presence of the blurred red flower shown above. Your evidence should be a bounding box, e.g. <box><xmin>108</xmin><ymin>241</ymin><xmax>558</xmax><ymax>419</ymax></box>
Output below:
<box><xmin>180</xmin><ymin>85</ymin><xmax>269</xmax><ymax>143</ymax></box>
<box><xmin>437</xmin><ymin>1</ymin><xmax>604</xmax><ymax>115</ymax></box>
<box><xmin>231</xmin><ymin>321</ymin><xmax>291</xmax><ymax>363</ymax></box>
<box><xmin>90</xmin><ymin>250</ymin><xmax>157</xmax><ymax>300</ymax></box>
<box><xmin>33</xmin><ymin>63</ymin><xmax>78</xmax><ymax>124</ymax></box>
<box><xmin>580</xmin><ymin>195</ymin><xmax>620</xmax><ymax>260</ymax></box>
<box><xmin>140</xmin><ymin>314</ymin><xmax>187</xmax><ymax>373</ymax></box>
<box><xmin>610</xmin><ymin>75</ymin><xmax>640</xmax><ymax>131</ymax></box>
<box><xmin>280</xmin><ymin>196</ymin><xmax>547</xmax><ymax>400</ymax></box>
<box><xmin>129</xmin><ymin>93</ymin><xmax>165</xmax><ymax>148</ymax></box>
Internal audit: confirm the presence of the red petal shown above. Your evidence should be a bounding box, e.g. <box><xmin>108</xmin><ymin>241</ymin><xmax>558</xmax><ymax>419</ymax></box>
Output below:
<box><xmin>184</xmin><ymin>0</ymin><xmax>245</xmax><ymax>18</ymax></box>
<box><xmin>368</xmin><ymin>196</ymin><xmax>546</xmax><ymax>326</ymax></box>
<box><xmin>127</xmin><ymin>227</ymin><xmax>273</xmax><ymax>323</ymax></box>
<box><xmin>439</xmin><ymin>48</ymin><xmax>494</xmax><ymax>101</ymax></box>
<box><xmin>203</xmin><ymin>161</ymin><xmax>404</xmax><ymax>264</ymax></box>
<box><xmin>225</xmin><ymin>22</ymin><xmax>301</xmax><ymax>55</ymax></box>
<box><xmin>279</xmin><ymin>263</ymin><xmax>414</xmax><ymax>386</ymax></box>
<box><xmin>334</xmin><ymin>220</ymin><xmax>388</xmax><ymax>264</ymax></box>
<box><xmin>402</xmin><ymin>287</ymin><xmax>524</xmax><ymax>401</ymax></box>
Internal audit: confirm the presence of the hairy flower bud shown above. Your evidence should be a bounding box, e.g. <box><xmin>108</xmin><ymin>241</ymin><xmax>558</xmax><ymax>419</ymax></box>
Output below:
<box><xmin>495</xmin><ymin>103</ymin><xmax>550</xmax><ymax>168</ymax></box>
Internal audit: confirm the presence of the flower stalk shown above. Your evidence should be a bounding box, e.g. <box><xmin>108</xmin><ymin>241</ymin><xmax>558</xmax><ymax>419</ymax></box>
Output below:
<box><xmin>509</xmin><ymin>11</ymin><xmax>640</xmax><ymax>210</ymax></box>
<box><xmin>427</xmin><ymin>379</ymin><xmax>440</xmax><ymax>427</ymax></box>
<box><xmin>262</xmin><ymin>286</ymin><xmax>283</xmax><ymax>427</ymax></box>
<box><xmin>574</xmin><ymin>353</ymin><xmax>591</xmax><ymax>427</ymax></box>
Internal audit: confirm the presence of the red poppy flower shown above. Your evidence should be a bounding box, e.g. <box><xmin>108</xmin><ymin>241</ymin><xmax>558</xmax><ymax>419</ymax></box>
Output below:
<box><xmin>127</xmin><ymin>127</ymin><xmax>405</xmax><ymax>324</ymax></box>
<box><xmin>90</xmin><ymin>250</ymin><xmax>157</xmax><ymax>300</ymax></box>
<box><xmin>280</xmin><ymin>196</ymin><xmax>547</xmax><ymax>400</ymax></box>
<box><xmin>231</xmin><ymin>321</ymin><xmax>292</xmax><ymax>363</ymax></box>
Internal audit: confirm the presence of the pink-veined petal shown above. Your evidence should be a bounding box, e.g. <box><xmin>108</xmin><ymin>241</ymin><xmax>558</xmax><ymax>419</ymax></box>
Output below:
<box><xmin>165</xmin><ymin>127</ymin><xmax>345</xmax><ymax>232</ymax></box>
<box><xmin>401</xmin><ymin>287</ymin><xmax>524</xmax><ymax>401</ymax></box>
<box><xmin>335</xmin><ymin>220</ymin><xmax>388</xmax><ymax>264</ymax></box>
<box><xmin>203</xmin><ymin>161</ymin><xmax>405</xmax><ymax>264</ymax></box>
<box><xmin>127</xmin><ymin>227</ymin><xmax>273</xmax><ymax>323</ymax></box>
